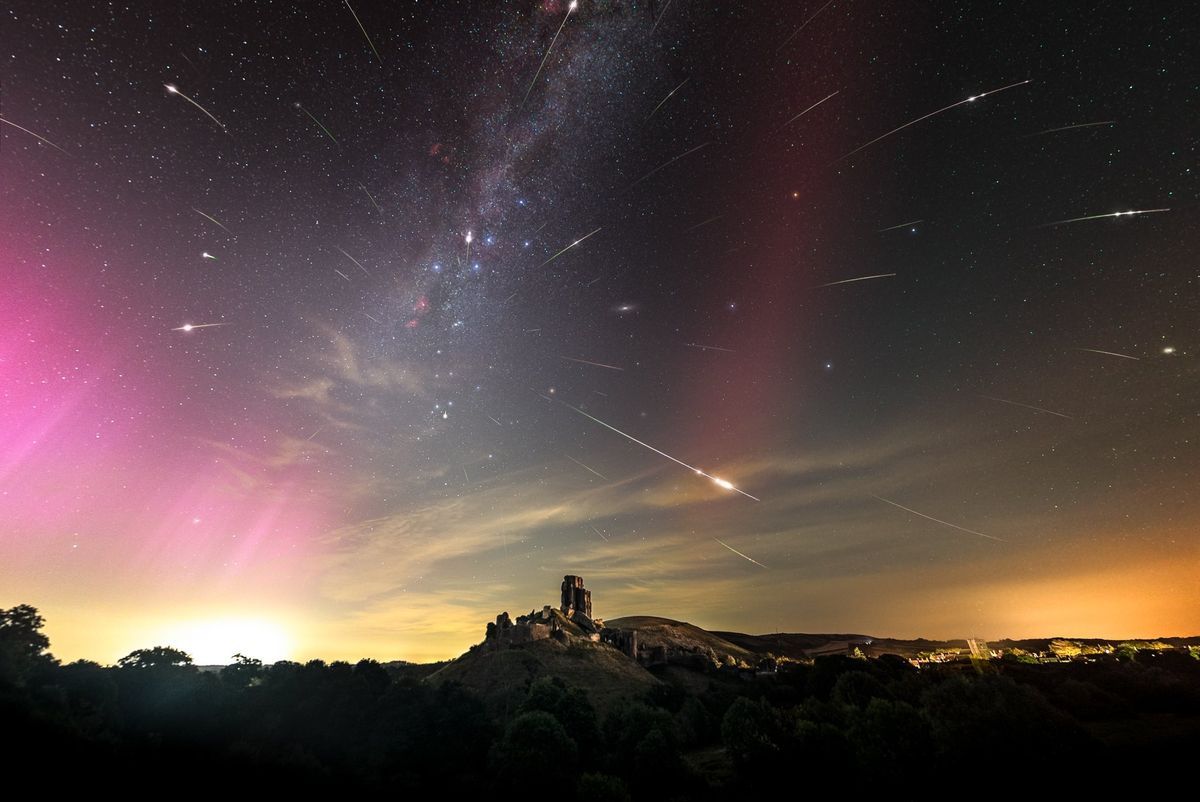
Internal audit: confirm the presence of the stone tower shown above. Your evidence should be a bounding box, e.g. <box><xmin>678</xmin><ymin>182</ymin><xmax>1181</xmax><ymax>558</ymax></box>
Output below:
<box><xmin>560</xmin><ymin>575</ymin><xmax>592</xmax><ymax>620</ymax></box>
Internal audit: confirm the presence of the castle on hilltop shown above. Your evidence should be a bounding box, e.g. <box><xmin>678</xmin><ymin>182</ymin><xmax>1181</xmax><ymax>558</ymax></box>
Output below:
<box><xmin>481</xmin><ymin>575</ymin><xmax>640</xmax><ymax>661</ymax></box>
<box><xmin>561</xmin><ymin>574</ymin><xmax>591</xmax><ymax>619</ymax></box>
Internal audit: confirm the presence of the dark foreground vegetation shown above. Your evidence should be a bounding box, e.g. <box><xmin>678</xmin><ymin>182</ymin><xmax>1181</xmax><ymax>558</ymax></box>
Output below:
<box><xmin>4</xmin><ymin>604</ymin><xmax>1199</xmax><ymax>796</ymax></box>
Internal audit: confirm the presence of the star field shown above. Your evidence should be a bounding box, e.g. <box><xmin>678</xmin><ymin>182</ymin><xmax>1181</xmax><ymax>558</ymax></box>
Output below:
<box><xmin>1</xmin><ymin>1</ymin><xmax>1197</xmax><ymax>662</ymax></box>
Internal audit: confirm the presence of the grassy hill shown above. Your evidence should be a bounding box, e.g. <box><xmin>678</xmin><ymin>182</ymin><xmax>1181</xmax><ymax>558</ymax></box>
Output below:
<box><xmin>426</xmin><ymin>636</ymin><xmax>659</xmax><ymax>716</ymax></box>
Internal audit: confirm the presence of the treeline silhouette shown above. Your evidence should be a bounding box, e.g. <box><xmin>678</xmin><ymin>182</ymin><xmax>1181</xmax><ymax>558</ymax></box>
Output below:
<box><xmin>3</xmin><ymin>604</ymin><xmax>1199</xmax><ymax>796</ymax></box>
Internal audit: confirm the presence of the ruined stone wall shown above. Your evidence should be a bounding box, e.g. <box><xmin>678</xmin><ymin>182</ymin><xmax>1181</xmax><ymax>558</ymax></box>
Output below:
<box><xmin>483</xmin><ymin>610</ymin><xmax>554</xmax><ymax>650</ymax></box>
<box><xmin>601</xmin><ymin>627</ymin><xmax>638</xmax><ymax>659</ymax></box>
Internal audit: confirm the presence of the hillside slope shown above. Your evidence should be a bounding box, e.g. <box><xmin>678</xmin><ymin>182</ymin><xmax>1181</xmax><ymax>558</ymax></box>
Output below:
<box><xmin>605</xmin><ymin>616</ymin><xmax>759</xmax><ymax>666</ymax></box>
<box><xmin>426</xmin><ymin>637</ymin><xmax>660</xmax><ymax>715</ymax></box>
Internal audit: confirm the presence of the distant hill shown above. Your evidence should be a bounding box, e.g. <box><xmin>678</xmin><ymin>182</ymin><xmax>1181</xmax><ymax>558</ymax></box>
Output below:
<box><xmin>606</xmin><ymin>616</ymin><xmax>760</xmax><ymax>665</ymax></box>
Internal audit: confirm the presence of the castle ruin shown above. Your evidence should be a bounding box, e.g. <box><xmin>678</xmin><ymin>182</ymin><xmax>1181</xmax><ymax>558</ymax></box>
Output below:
<box><xmin>560</xmin><ymin>574</ymin><xmax>592</xmax><ymax>620</ymax></box>
<box><xmin>480</xmin><ymin>575</ymin><xmax>639</xmax><ymax>661</ymax></box>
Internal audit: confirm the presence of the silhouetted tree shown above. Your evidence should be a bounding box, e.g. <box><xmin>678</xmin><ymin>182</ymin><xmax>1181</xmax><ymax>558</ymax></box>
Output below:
<box><xmin>519</xmin><ymin>676</ymin><xmax>600</xmax><ymax>763</ymax></box>
<box><xmin>353</xmin><ymin>658</ymin><xmax>391</xmax><ymax>696</ymax></box>
<box><xmin>220</xmin><ymin>653</ymin><xmax>263</xmax><ymax>689</ymax></box>
<box><xmin>848</xmin><ymin>698</ymin><xmax>932</xmax><ymax>783</ymax></box>
<box><xmin>721</xmin><ymin>696</ymin><xmax>784</xmax><ymax>772</ymax></box>
<box><xmin>117</xmin><ymin>646</ymin><xmax>195</xmax><ymax>670</ymax></box>
<box><xmin>922</xmin><ymin>674</ymin><xmax>1090</xmax><ymax>778</ymax></box>
<box><xmin>490</xmin><ymin>710</ymin><xmax>577</xmax><ymax>788</ymax></box>
<box><xmin>602</xmin><ymin>699</ymin><xmax>680</xmax><ymax>773</ymax></box>
<box><xmin>0</xmin><ymin>604</ymin><xmax>56</xmax><ymax>685</ymax></box>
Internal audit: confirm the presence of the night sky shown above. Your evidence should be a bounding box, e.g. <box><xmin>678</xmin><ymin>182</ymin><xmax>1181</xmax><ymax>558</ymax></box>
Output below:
<box><xmin>2</xmin><ymin>1</ymin><xmax>1197</xmax><ymax>664</ymax></box>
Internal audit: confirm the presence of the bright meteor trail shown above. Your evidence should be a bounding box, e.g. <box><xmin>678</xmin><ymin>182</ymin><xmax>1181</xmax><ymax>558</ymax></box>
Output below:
<box><xmin>1039</xmin><ymin>208</ymin><xmax>1169</xmax><ymax>227</ymax></box>
<box><xmin>873</xmin><ymin>496</ymin><xmax>1005</xmax><ymax>542</ymax></box>
<box><xmin>777</xmin><ymin>0</ymin><xmax>835</xmax><ymax>52</ymax></box>
<box><xmin>520</xmin><ymin>0</ymin><xmax>577</xmax><ymax>111</ymax></box>
<box><xmin>172</xmin><ymin>322</ymin><xmax>228</xmax><ymax>332</ymax></box>
<box><xmin>818</xmin><ymin>273</ymin><xmax>896</xmax><ymax>287</ymax></box>
<box><xmin>561</xmin><ymin>356</ymin><xmax>624</xmax><ymax>371</ymax></box>
<box><xmin>1074</xmin><ymin>348</ymin><xmax>1140</xmax><ymax>361</ymax></box>
<box><xmin>164</xmin><ymin>84</ymin><xmax>228</xmax><ymax>132</ymax></box>
<box><xmin>647</xmin><ymin>77</ymin><xmax>689</xmax><ymax>120</ymax></box>
<box><xmin>359</xmin><ymin>184</ymin><xmax>383</xmax><ymax>214</ymax></box>
<box><xmin>713</xmin><ymin>538</ymin><xmax>768</xmax><ymax>568</ymax></box>
<box><xmin>878</xmin><ymin>219</ymin><xmax>923</xmax><ymax>232</ymax></box>
<box><xmin>0</xmin><ymin>116</ymin><xmax>68</xmax><ymax>154</ymax></box>
<box><xmin>343</xmin><ymin>0</ymin><xmax>382</xmax><ymax>64</ymax></box>
<box><xmin>555</xmin><ymin>399</ymin><xmax>760</xmax><ymax>501</ymax></box>
<box><xmin>192</xmin><ymin>208</ymin><xmax>234</xmax><ymax>236</ymax></box>
<box><xmin>838</xmin><ymin>79</ymin><xmax>1031</xmax><ymax>162</ymax></box>
<box><xmin>537</xmin><ymin>227</ymin><xmax>602</xmax><ymax>268</ymax></box>
<box><xmin>779</xmin><ymin>90</ymin><xmax>839</xmax><ymax>129</ymax></box>
<box><xmin>296</xmin><ymin>103</ymin><xmax>339</xmax><ymax>145</ymax></box>
<box><xmin>334</xmin><ymin>246</ymin><xmax>370</xmax><ymax>275</ymax></box>
<box><xmin>565</xmin><ymin>455</ymin><xmax>607</xmax><ymax>480</ymax></box>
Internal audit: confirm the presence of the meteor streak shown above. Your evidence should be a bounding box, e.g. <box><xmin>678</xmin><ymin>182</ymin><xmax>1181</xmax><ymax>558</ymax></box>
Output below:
<box><xmin>561</xmin><ymin>355</ymin><xmax>624</xmax><ymax>371</ymax></box>
<box><xmin>1074</xmin><ymin>347</ymin><xmax>1139</xmax><ymax>361</ymax></box>
<box><xmin>519</xmin><ymin>0</ymin><xmax>578</xmax><ymax>110</ymax></box>
<box><xmin>164</xmin><ymin>84</ymin><xmax>228</xmax><ymax>132</ymax></box>
<box><xmin>779</xmin><ymin>90</ymin><xmax>839</xmax><ymax>129</ymax></box>
<box><xmin>343</xmin><ymin>0</ymin><xmax>383</xmax><ymax>64</ymax></box>
<box><xmin>333</xmin><ymin>268</ymin><xmax>351</xmax><ymax>282</ymax></box>
<box><xmin>296</xmin><ymin>103</ymin><xmax>339</xmax><ymax>145</ymax></box>
<box><xmin>683</xmin><ymin>214</ymin><xmax>724</xmax><ymax>233</ymax></box>
<box><xmin>0</xmin><ymin>116</ymin><xmax>68</xmax><ymax>154</ymax></box>
<box><xmin>537</xmin><ymin>227</ymin><xmax>602</xmax><ymax>268</ymax></box>
<box><xmin>838</xmin><ymin>79</ymin><xmax>1031</xmax><ymax>162</ymax></box>
<box><xmin>714</xmin><ymin>537</ymin><xmax>768</xmax><ymax>568</ymax></box>
<box><xmin>363</xmin><ymin>312</ymin><xmax>381</xmax><ymax>324</ymax></box>
<box><xmin>649</xmin><ymin>0</ymin><xmax>674</xmax><ymax>36</ymax></box>
<box><xmin>1039</xmin><ymin>208</ymin><xmax>1169</xmax><ymax>227</ymax></box>
<box><xmin>685</xmin><ymin>342</ymin><xmax>735</xmax><ymax>353</ymax></box>
<box><xmin>647</xmin><ymin>77</ymin><xmax>689</xmax><ymax>120</ymax></box>
<box><xmin>192</xmin><ymin>208</ymin><xmax>234</xmax><ymax>236</ymax></box>
<box><xmin>625</xmin><ymin>142</ymin><xmax>709</xmax><ymax>192</ymax></box>
<box><xmin>873</xmin><ymin>496</ymin><xmax>1004</xmax><ymax>542</ymax></box>
<box><xmin>1026</xmin><ymin>120</ymin><xmax>1115</xmax><ymax>137</ymax></box>
<box><xmin>590</xmin><ymin>525</ymin><xmax>609</xmax><ymax>542</ymax></box>
<box><xmin>565</xmin><ymin>454</ymin><xmax>607</xmax><ymax>480</ymax></box>
<box><xmin>555</xmin><ymin>399</ymin><xmax>760</xmax><ymax>501</ymax></box>
<box><xmin>777</xmin><ymin>0</ymin><xmax>835</xmax><ymax>52</ymax></box>
<box><xmin>817</xmin><ymin>272</ymin><xmax>896</xmax><ymax>287</ymax></box>
<box><xmin>201</xmin><ymin>252</ymin><xmax>217</xmax><ymax>260</ymax></box>
<box><xmin>878</xmin><ymin>219</ymin><xmax>922</xmax><ymax>232</ymax></box>
<box><xmin>978</xmin><ymin>394</ymin><xmax>1072</xmax><ymax>419</ymax></box>
<box><xmin>334</xmin><ymin>246</ymin><xmax>369</xmax><ymax>275</ymax></box>
<box><xmin>172</xmin><ymin>322</ymin><xmax>228</xmax><ymax>332</ymax></box>
<box><xmin>359</xmin><ymin>184</ymin><xmax>383</xmax><ymax>213</ymax></box>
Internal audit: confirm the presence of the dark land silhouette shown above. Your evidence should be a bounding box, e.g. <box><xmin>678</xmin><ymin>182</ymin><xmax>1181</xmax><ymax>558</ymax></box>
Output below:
<box><xmin>3</xmin><ymin>597</ymin><xmax>1199</xmax><ymax>796</ymax></box>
